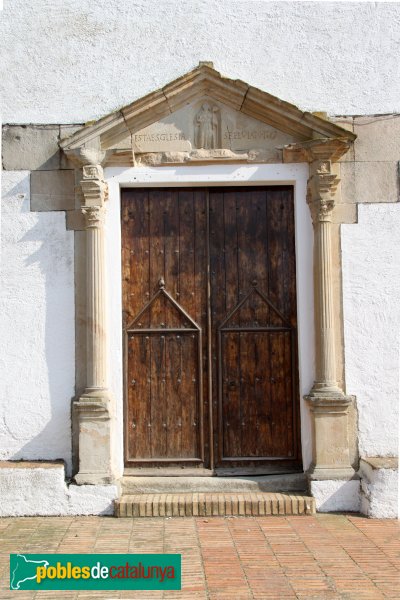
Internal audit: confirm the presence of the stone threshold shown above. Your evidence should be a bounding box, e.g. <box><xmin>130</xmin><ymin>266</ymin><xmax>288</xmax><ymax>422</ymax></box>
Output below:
<box><xmin>120</xmin><ymin>473</ymin><xmax>308</xmax><ymax>494</ymax></box>
<box><xmin>115</xmin><ymin>493</ymin><xmax>315</xmax><ymax>517</ymax></box>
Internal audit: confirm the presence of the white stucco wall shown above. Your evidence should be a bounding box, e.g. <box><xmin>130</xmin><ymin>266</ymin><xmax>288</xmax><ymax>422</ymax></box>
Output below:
<box><xmin>311</xmin><ymin>479</ymin><xmax>361</xmax><ymax>513</ymax></box>
<box><xmin>1</xmin><ymin>1</ymin><xmax>400</xmax><ymax>123</ymax></box>
<box><xmin>0</xmin><ymin>172</ymin><xmax>75</xmax><ymax>472</ymax></box>
<box><xmin>342</xmin><ymin>204</ymin><xmax>400</xmax><ymax>458</ymax></box>
<box><xmin>0</xmin><ymin>464</ymin><xmax>118</xmax><ymax>516</ymax></box>
<box><xmin>359</xmin><ymin>460</ymin><xmax>398</xmax><ymax>519</ymax></box>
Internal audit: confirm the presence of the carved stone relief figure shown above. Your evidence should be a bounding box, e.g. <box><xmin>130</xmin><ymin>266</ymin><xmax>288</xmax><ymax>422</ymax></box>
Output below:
<box><xmin>195</xmin><ymin>102</ymin><xmax>220</xmax><ymax>148</ymax></box>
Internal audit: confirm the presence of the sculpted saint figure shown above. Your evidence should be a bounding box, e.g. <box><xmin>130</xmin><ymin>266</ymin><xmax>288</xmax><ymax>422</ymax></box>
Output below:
<box><xmin>195</xmin><ymin>103</ymin><xmax>219</xmax><ymax>148</ymax></box>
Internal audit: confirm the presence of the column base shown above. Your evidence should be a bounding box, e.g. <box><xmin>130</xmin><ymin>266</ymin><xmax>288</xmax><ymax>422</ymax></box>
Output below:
<box><xmin>305</xmin><ymin>386</ymin><xmax>355</xmax><ymax>481</ymax></box>
<box><xmin>306</xmin><ymin>381</ymin><xmax>350</xmax><ymax>401</ymax></box>
<box><xmin>305</xmin><ymin>388</ymin><xmax>353</xmax><ymax>413</ymax></box>
<box><xmin>307</xmin><ymin>466</ymin><xmax>358</xmax><ymax>481</ymax></box>
<box><xmin>73</xmin><ymin>390</ymin><xmax>116</xmax><ymax>485</ymax></box>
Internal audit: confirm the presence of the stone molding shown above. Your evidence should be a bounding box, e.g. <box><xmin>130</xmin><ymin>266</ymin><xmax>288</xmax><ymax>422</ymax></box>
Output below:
<box><xmin>74</xmin><ymin>398</ymin><xmax>111</xmax><ymax>421</ymax></box>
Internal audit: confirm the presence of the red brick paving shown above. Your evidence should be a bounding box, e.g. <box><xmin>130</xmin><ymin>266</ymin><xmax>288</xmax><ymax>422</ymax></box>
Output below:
<box><xmin>0</xmin><ymin>514</ymin><xmax>399</xmax><ymax>599</ymax></box>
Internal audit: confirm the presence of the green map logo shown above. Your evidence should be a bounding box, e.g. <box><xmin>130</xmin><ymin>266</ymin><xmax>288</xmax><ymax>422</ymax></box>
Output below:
<box><xmin>11</xmin><ymin>555</ymin><xmax>50</xmax><ymax>590</ymax></box>
<box><xmin>10</xmin><ymin>554</ymin><xmax>181</xmax><ymax>590</ymax></box>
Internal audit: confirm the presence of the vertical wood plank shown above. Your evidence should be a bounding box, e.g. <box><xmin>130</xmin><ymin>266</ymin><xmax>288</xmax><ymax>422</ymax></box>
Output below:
<box><xmin>270</xmin><ymin>332</ymin><xmax>287</xmax><ymax>456</ymax></box>
<box><xmin>221</xmin><ymin>333</ymin><xmax>241</xmax><ymax>457</ymax></box>
<box><xmin>165</xmin><ymin>333</ymin><xmax>181</xmax><ymax>457</ymax></box>
<box><xmin>209</xmin><ymin>190</ymin><xmax>225</xmax><ymax>464</ymax></box>
<box><xmin>150</xmin><ymin>334</ymin><xmax>166</xmax><ymax>457</ymax></box>
<box><xmin>194</xmin><ymin>189</ymin><xmax>209</xmax><ymax>465</ymax></box>
<box><xmin>255</xmin><ymin>331</ymin><xmax>272</xmax><ymax>455</ymax></box>
<box><xmin>127</xmin><ymin>335</ymin><xmax>151</xmax><ymax>458</ymax></box>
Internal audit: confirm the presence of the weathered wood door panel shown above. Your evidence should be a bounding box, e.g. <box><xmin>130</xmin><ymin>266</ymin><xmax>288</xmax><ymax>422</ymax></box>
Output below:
<box><xmin>121</xmin><ymin>186</ymin><xmax>301</xmax><ymax>473</ymax></box>
<box><xmin>209</xmin><ymin>188</ymin><xmax>299</xmax><ymax>473</ymax></box>
<box><xmin>121</xmin><ymin>189</ymin><xmax>208</xmax><ymax>468</ymax></box>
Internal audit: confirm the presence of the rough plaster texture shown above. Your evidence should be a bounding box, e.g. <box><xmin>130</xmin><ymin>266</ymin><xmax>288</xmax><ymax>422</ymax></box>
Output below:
<box><xmin>311</xmin><ymin>480</ymin><xmax>361</xmax><ymax>513</ymax></box>
<box><xmin>1</xmin><ymin>1</ymin><xmax>400</xmax><ymax>123</ymax></box>
<box><xmin>342</xmin><ymin>204</ymin><xmax>400</xmax><ymax>457</ymax></box>
<box><xmin>0</xmin><ymin>172</ymin><xmax>75</xmax><ymax>472</ymax></box>
<box><xmin>0</xmin><ymin>464</ymin><xmax>117</xmax><ymax>516</ymax></box>
<box><xmin>359</xmin><ymin>460</ymin><xmax>398</xmax><ymax>519</ymax></box>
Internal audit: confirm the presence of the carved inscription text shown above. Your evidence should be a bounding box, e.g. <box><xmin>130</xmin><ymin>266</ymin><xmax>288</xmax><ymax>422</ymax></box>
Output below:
<box><xmin>133</xmin><ymin>133</ymin><xmax>187</xmax><ymax>143</ymax></box>
<box><xmin>224</xmin><ymin>130</ymin><xmax>278</xmax><ymax>141</ymax></box>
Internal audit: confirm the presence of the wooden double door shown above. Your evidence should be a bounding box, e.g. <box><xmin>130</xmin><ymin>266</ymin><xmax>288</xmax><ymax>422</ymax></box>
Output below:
<box><xmin>121</xmin><ymin>186</ymin><xmax>301</xmax><ymax>475</ymax></box>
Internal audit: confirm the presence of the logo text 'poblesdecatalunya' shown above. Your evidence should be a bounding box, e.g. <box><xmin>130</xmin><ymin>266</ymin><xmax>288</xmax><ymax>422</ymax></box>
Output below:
<box><xmin>10</xmin><ymin>554</ymin><xmax>181</xmax><ymax>590</ymax></box>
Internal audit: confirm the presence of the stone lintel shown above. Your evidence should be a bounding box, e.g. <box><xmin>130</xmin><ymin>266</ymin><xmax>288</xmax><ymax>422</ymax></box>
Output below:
<box><xmin>132</xmin><ymin>147</ymin><xmax>285</xmax><ymax>167</ymax></box>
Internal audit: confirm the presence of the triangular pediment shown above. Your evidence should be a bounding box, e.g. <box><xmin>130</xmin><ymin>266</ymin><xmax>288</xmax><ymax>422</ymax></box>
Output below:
<box><xmin>60</xmin><ymin>63</ymin><xmax>355</xmax><ymax>163</ymax></box>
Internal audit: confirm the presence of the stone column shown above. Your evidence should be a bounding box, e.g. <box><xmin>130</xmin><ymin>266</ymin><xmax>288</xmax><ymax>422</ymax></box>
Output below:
<box><xmin>73</xmin><ymin>163</ymin><xmax>115</xmax><ymax>485</ymax></box>
<box><xmin>305</xmin><ymin>156</ymin><xmax>355</xmax><ymax>481</ymax></box>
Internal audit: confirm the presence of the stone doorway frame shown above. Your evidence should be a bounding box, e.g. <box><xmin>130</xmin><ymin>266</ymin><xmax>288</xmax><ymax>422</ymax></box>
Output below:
<box><xmin>109</xmin><ymin>165</ymin><xmax>312</xmax><ymax>478</ymax></box>
<box><xmin>59</xmin><ymin>64</ymin><xmax>357</xmax><ymax>489</ymax></box>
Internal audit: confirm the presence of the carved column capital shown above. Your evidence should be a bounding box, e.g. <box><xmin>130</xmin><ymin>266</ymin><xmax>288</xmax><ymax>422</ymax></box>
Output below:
<box><xmin>63</xmin><ymin>144</ymin><xmax>107</xmax><ymax>168</ymax></box>
<box><xmin>80</xmin><ymin>163</ymin><xmax>108</xmax><ymax>208</ymax></box>
<box><xmin>283</xmin><ymin>138</ymin><xmax>348</xmax><ymax>225</ymax></box>
<box><xmin>81</xmin><ymin>205</ymin><xmax>106</xmax><ymax>229</ymax></box>
<box><xmin>307</xmin><ymin>159</ymin><xmax>340</xmax><ymax>224</ymax></box>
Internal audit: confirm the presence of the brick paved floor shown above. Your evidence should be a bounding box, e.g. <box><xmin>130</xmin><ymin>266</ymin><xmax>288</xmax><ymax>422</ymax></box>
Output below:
<box><xmin>0</xmin><ymin>514</ymin><xmax>399</xmax><ymax>599</ymax></box>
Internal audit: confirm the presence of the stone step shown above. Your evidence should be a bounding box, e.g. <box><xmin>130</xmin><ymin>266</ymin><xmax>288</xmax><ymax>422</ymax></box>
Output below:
<box><xmin>115</xmin><ymin>493</ymin><xmax>315</xmax><ymax>517</ymax></box>
<box><xmin>121</xmin><ymin>473</ymin><xmax>308</xmax><ymax>494</ymax></box>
